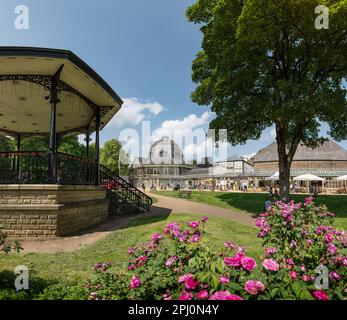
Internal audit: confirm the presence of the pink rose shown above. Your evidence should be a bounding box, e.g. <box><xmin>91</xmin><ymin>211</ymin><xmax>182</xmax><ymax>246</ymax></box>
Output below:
<box><xmin>189</xmin><ymin>221</ymin><xmax>199</xmax><ymax>229</ymax></box>
<box><xmin>224</xmin><ymin>253</ymin><xmax>244</xmax><ymax>268</ymax></box>
<box><xmin>262</xmin><ymin>259</ymin><xmax>279</xmax><ymax>271</ymax></box>
<box><xmin>185</xmin><ymin>275</ymin><xmax>199</xmax><ymax>290</ymax></box>
<box><xmin>224</xmin><ymin>241</ymin><xmax>235</xmax><ymax>249</ymax></box>
<box><xmin>219</xmin><ymin>276</ymin><xmax>230</xmax><ymax>284</ymax></box>
<box><xmin>190</xmin><ymin>234</ymin><xmax>201</xmax><ymax>243</ymax></box>
<box><xmin>209</xmin><ymin>291</ymin><xmax>244</xmax><ymax>300</ymax></box>
<box><xmin>327</xmin><ymin>243</ymin><xmax>337</xmax><ymax>255</ymax></box>
<box><xmin>163</xmin><ymin>294</ymin><xmax>172</xmax><ymax>300</ymax></box>
<box><xmin>311</xmin><ymin>290</ymin><xmax>329</xmax><ymax>300</ymax></box>
<box><xmin>241</xmin><ymin>256</ymin><xmax>257</xmax><ymax>271</ymax></box>
<box><xmin>265</xmin><ymin>247</ymin><xmax>277</xmax><ymax>257</ymax></box>
<box><xmin>302</xmin><ymin>274</ymin><xmax>310</xmax><ymax>282</ymax></box>
<box><xmin>130</xmin><ymin>276</ymin><xmax>141</xmax><ymax>289</ymax></box>
<box><xmin>226</xmin><ymin>294</ymin><xmax>244</xmax><ymax>300</ymax></box>
<box><xmin>165</xmin><ymin>256</ymin><xmax>178</xmax><ymax>268</ymax></box>
<box><xmin>151</xmin><ymin>232</ymin><xmax>163</xmax><ymax>243</ymax></box>
<box><xmin>304</xmin><ymin>197</ymin><xmax>313</xmax><ymax>206</ymax></box>
<box><xmin>201</xmin><ymin>216</ymin><xmax>208</xmax><ymax>222</ymax></box>
<box><xmin>178</xmin><ymin>274</ymin><xmax>193</xmax><ymax>283</ymax></box>
<box><xmin>245</xmin><ymin>280</ymin><xmax>265</xmax><ymax>295</ymax></box>
<box><xmin>196</xmin><ymin>290</ymin><xmax>209</xmax><ymax>299</ymax></box>
<box><xmin>289</xmin><ymin>271</ymin><xmax>297</xmax><ymax>279</ymax></box>
<box><xmin>307</xmin><ymin>239</ymin><xmax>314</xmax><ymax>246</ymax></box>
<box><xmin>128</xmin><ymin>263</ymin><xmax>135</xmax><ymax>270</ymax></box>
<box><xmin>178</xmin><ymin>292</ymin><xmax>193</xmax><ymax>300</ymax></box>
<box><xmin>324</xmin><ymin>233</ymin><xmax>334</xmax><ymax>243</ymax></box>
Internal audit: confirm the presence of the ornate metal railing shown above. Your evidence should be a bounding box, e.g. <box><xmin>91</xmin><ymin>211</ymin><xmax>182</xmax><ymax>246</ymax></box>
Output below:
<box><xmin>0</xmin><ymin>151</ymin><xmax>49</xmax><ymax>184</ymax></box>
<box><xmin>57</xmin><ymin>152</ymin><xmax>98</xmax><ymax>185</ymax></box>
<box><xmin>100</xmin><ymin>164</ymin><xmax>152</xmax><ymax>211</ymax></box>
<box><xmin>0</xmin><ymin>151</ymin><xmax>152</xmax><ymax>211</ymax></box>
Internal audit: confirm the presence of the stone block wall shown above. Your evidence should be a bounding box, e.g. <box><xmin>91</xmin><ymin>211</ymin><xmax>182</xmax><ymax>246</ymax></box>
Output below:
<box><xmin>0</xmin><ymin>185</ymin><xmax>109</xmax><ymax>238</ymax></box>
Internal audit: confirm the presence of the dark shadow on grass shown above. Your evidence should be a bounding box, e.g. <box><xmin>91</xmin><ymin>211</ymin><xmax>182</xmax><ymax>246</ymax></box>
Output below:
<box><xmin>213</xmin><ymin>193</ymin><xmax>268</xmax><ymax>218</ymax></box>
<box><xmin>66</xmin><ymin>206</ymin><xmax>172</xmax><ymax>237</ymax></box>
<box><xmin>0</xmin><ymin>270</ymin><xmax>57</xmax><ymax>300</ymax></box>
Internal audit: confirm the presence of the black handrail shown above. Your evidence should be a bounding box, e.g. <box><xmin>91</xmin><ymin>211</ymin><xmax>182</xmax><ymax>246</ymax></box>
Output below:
<box><xmin>100</xmin><ymin>164</ymin><xmax>153</xmax><ymax>211</ymax></box>
<box><xmin>0</xmin><ymin>151</ymin><xmax>153</xmax><ymax>211</ymax></box>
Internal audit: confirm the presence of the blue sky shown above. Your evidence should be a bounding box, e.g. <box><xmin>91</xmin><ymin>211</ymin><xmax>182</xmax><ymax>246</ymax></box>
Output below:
<box><xmin>0</xmin><ymin>0</ymin><xmax>346</xmax><ymax>161</ymax></box>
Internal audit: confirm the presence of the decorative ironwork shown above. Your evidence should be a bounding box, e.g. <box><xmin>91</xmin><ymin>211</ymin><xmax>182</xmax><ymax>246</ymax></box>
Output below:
<box><xmin>0</xmin><ymin>151</ymin><xmax>153</xmax><ymax>211</ymax></box>
<box><xmin>100</xmin><ymin>164</ymin><xmax>153</xmax><ymax>211</ymax></box>
<box><xmin>0</xmin><ymin>75</ymin><xmax>115</xmax><ymax>124</ymax></box>
<box><xmin>0</xmin><ymin>151</ymin><xmax>49</xmax><ymax>184</ymax></box>
<box><xmin>0</xmin><ymin>74</ymin><xmax>51</xmax><ymax>91</ymax></box>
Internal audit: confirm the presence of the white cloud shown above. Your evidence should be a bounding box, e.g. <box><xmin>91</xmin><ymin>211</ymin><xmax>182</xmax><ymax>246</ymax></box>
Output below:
<box><xmin>149</xmin><ymin>112</ymin><xmax>231</xmax><ymax>162</ymax></box>
<box><xmin>106</xmin><ymin>97</ymin><xmax>165</xmax><ymax>129</ymax></box>
<box><xmin>151</xmin><ymin>112</ymin><xmax>213</xmax><ymax>142</ymax></box>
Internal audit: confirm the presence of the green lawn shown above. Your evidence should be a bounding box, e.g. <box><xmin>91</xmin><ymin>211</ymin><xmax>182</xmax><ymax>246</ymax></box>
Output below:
<box><xmin>153</xmin><ymin>191</ymin><xmax>347</xmax><ymax>230</ymax></box>
<box><xmin>0</xmin><ymin>213</ymin><xmax>261</xmax><ymax>283</ymax></box>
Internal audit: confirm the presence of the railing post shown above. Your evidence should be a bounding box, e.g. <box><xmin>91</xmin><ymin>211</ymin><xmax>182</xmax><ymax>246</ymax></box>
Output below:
<box><xmin>85</xmin><ymin>130</ymin><xmax>91</xmax><ymax>183</ymax></box>
<box><xmin>48</xmin><ymin>65</ymin><xmax>64</xmax><ymax>183</ymax></box>
<box><xmin>94</xmin><ymin>109</ymin><xmax>100</xmax><ymax>186</ymax></box>
<box><xmin>16</xmin><ymin>134</ymin><xmax>21</xmax><ymax>180</ymax></box>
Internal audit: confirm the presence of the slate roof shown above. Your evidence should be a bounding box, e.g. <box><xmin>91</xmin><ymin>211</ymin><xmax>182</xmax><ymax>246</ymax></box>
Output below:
<box><xmin>254</xmin><ymin>140</ymin><xmax>347</xmax><ymax>163</ymax></box>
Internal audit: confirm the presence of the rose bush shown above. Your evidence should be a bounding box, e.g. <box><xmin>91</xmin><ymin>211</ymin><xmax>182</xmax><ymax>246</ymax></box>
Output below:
<box><xmin>85</xmin><ymin>199</ymin><xmax>346</xmax><ymax>300</ymax></box>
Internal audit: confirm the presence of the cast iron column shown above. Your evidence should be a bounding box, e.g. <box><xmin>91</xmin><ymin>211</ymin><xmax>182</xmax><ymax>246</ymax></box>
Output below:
<box><xmin>16</xmin><ymin>133</ymin><xmax>21</xmax><ymax>179</ymax></box>
<box><xmin>85</xmin><ymin>130</ymin><xmax>91</xmax><ymax>183</ymax></box>
<box><xmin>94</xmin><ymin>110</ymin><xmax>100</xmax><ymax>185</ymax></box>
<box><xmin>85</xmin><ymin>130</ymin><xmax>90</xmax><ymax>160</ymax></box>
<box><xmin>48</xmin><ymin>65</ymin><xmax>64</xmax><ymax>183</ymax></box>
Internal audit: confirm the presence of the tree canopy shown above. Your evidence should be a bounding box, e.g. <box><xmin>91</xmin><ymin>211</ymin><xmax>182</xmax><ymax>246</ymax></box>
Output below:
<box><xmin>187</xmin><ymin>0</ymin><xmax>347</xmax><ymax>197</ymax></box>
<box><xmin>0</xmin><ymin>134</ymin><xmax>14</xmax><ymax>152</ymax></box>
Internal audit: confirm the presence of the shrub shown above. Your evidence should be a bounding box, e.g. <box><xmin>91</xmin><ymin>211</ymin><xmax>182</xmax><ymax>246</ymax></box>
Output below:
<box><xmin>85</xmin><ymin>199</ymin><xmax>346</xmax><ymax>300</ymax></box>
<box><xmin>0</xmin><ymin>226</ymin><xmax>22</xmax><ymax>254</ymax></box>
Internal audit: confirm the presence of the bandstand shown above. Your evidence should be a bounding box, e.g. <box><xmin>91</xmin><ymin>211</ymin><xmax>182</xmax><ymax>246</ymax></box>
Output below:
<box><xmin>0</xmin><ymin>47</ymin><xmax>151</xmax><ymax>238</ymax></box>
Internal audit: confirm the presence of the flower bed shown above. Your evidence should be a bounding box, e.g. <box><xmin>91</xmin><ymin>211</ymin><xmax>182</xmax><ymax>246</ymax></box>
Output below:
<box><xmin>85</xmin><ymin>199</ymin><xmax>346</xmax><ymax>300</ymax></box>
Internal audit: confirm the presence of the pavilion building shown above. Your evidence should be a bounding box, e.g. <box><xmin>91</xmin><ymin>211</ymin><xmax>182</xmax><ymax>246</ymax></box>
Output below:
<box><xmin>129</xmin><ymin>137</ymin><xmax>194</xmax><ymax>188</ymax></box>
<box><xmin>129</xmin><ymin>138</ymin><xmax>347</xmax><ymax>193</ymax></box>
<box><xmin>243</xmin><ymin>140</ymin><xmax>347</xmax><ymax>191</ymax></box>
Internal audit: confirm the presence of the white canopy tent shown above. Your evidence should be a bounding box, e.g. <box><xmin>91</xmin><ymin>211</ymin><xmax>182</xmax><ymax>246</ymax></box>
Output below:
<box><xmin>293</xmin><ymin>174</ymin><xmax>325</xmax><ymax>182</ymax></box>
<box><xmin>265</xmin><ymin>171</ymin><xmax>279</xmax><ymax>181</ymax></box>
<box><xmin>293</xmin><ymin>174</ymin><xmax>325</xmax><ymax>193</ymax></box>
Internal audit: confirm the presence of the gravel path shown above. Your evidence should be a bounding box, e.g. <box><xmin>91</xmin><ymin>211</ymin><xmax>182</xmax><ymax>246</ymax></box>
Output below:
<box><xmin>150</xmin><ymin>193</ymin><xmax>255</xmax><ymax>226</ymax></box>
<box><xmin>19</xmin><ymin>192</ymin><xmax>255</xmax><ymax>253</ymax></box>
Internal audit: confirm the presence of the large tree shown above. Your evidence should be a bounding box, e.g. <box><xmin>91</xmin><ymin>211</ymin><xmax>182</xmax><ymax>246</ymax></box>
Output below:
<box><xmin>100</xmin><ymin>139</ymin><xmax>123</xmax><ymax>174</ymax></box>
<box><xmin>187</xmin><ymin>0</ymin><xmax>347</xmax><ymax>198</ymax></box>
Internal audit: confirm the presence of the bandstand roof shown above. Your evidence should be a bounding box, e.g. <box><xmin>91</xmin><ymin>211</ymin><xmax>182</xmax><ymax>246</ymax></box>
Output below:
<box><xmin>0</xmin><ymin>47</ymin><xmax>123</xmax><ymax>137</ymax></box>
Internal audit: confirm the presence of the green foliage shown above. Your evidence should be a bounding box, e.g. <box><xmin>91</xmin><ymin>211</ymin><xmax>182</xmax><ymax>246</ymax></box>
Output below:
<box><xmin>100</xmin><ymin>138</ymin><xmax>125</xmax><ymax>174</ymax></box>
<box><xmin>58</xmin><ymin>136</ymin><xmax>86</xmax><ymax>157</ymax></box>
<box><xmin>187</xmin><ymin>0</ymin><xmax>347</xmax><ymax>195</ymax></box>
<box><xmin>21</xmin><ymin>137</ymin><xmax>49</xmax><ymax>151</ymax></box>
<box><xmin>0</xmin><ymin>134</ymin><xmax>14</xmax><ymax>152</ymax></box>
<box><xmin>0</xmin><ymin>227</ymin><xmax>21</xmax><ymax>254</ymax></box>
<box><xmin>0</xmin><ymin>270</ymin><xmax>84</xmax><ymax>300</ymax></box>
<box><xmin>84</xmin><ymin>202</ymin><xmax>347</xmax><ymax>300</ymax></box>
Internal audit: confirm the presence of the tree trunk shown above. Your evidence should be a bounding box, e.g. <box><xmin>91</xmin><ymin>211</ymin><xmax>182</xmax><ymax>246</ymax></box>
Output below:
<box><xmin>275</xmin><ymin>122</ymin><xmax>291</xmax><ymax>201</ymax></box>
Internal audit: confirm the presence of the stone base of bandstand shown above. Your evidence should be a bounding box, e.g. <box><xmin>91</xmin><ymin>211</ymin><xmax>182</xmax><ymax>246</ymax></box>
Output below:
<box><xmin>0</xmin><ymin>185</ymin><xmax>109</xmax><ymax>238</ymax></box>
